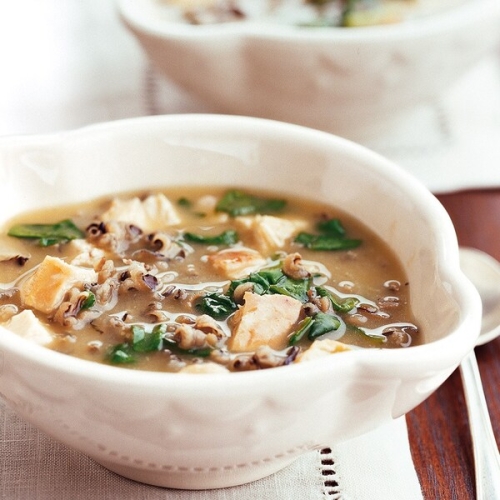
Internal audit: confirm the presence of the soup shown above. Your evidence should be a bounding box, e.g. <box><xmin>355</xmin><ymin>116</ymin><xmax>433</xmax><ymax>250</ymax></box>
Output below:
<box><xmin>161</xmin><ymin>0</ymin><xmax>467</xmax><ymax>27</ymax></box>
<box><xmin>0</xmin><ymin>187</ymin><xmax>418</xmax><ymax>373</ymax></box>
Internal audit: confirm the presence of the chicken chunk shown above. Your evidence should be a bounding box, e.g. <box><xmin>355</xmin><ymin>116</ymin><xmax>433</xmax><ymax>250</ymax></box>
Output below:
<box><xmin>100</xmin><ymin>193</ymin><xmax>180</xmax><ymax>233</ymax></box>
<box><xmin>20</xmin><ymin>256</ymin><xmax>97</xmax><ymax>315</ymax></box>
<box><xmin>229</xmin><ymin>292</ymin><xmax>303</xmax><ymax>352</ymax></box>
<box><xmin>4</xmin><ymin>310</ymin><xmax>54</xmax><ymax>346</ymax></box>
<box><xmin>67</xmin><ymin>239</ymin><xmax>106</xmax><ymax>267</ymax></box>
<box><xmin>295</xmin><ymin>338</ymin><xmax>351</xmax><ymax>363</ymax></box>
<box><xmin>207</xmin><ymin>247</ymin><xmax>266</xmax><ymax>279</ymax></box>
<box><xmin>235</xmin><ymin>215</ymin><xmax>306</xmax><ymax>255</ymax></box>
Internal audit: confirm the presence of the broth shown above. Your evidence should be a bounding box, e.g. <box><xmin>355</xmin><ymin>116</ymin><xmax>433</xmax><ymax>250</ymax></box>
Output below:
<box><xmin>0</xmin><ymin>187</ymin><xmax>419</xmax><ymax>373</ymax></box>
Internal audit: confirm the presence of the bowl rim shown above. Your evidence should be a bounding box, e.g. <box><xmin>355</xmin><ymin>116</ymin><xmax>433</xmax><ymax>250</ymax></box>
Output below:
<box><xmin>117</xmin><ymin>0</ymin><xmax>500</xmax><ymax>42</ymax></box>
<box><xmin>0</xmin><ymin>114</ymin><xmax>483</xmax><ymax>391</ymax></box>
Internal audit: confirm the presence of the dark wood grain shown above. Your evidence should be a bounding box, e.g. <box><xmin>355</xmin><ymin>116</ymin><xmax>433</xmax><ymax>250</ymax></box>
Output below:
<box><xmin>407</xmin><ymin>188</ymin><xmax>500</xmax><ymax>500</ymax></box>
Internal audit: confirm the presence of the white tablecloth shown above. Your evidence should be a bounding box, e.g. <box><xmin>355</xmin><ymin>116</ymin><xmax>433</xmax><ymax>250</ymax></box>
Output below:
<box><xmin>0</xmin><ymin>399</ymin><xmax>422</xmax><ymax>500</ymax></box>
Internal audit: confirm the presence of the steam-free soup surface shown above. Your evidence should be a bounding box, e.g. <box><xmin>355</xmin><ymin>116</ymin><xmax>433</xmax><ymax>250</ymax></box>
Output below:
<box><xmin>0</xmin><ymin>187</ymin><xmax>419</xmax><ymax>373</ymax></box>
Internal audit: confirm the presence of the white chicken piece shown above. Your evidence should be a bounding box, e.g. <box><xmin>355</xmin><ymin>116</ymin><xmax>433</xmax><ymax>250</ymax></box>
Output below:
<box><xmin>235</xmin><ymin>215</ymin><xmax>306</xmax><ymax>255</ymax></box>
<box><xmin>229</xmin><ymin>291</ymin><xmax>303</xmax><ymax>352</ymax></box>
<box><xmin>67</xmin><ymin>239</ymin><xmax>106</xmax><ymax>267</ymax></box>
<box><xmin>4</xmin><ymin>310</ymin><xmax>54</xmax><ymax>346</ymax></box>
<box><xmin>207</xmin><ymin>247</ymin><xmax>267</xmax><ymax>279</ymax></box>
<box><xmin>295</xmin><ymin>338</ymin><xmax>351</xmax><ymax>363</ymax></box>
<box><xmin>20</xmin><ymin>256</ymin><xmax>97</xmax><ymax>315</ymax></box>
<box><xmin>100</xmin><ymin>194</ymin><xmax>180</xmax><ymax>233</ymax></box>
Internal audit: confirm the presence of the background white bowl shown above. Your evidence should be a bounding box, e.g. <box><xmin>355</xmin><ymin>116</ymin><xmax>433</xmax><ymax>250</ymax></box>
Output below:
<box><xmin>117</xmin><ymin>0</ymin><xmax>500</xmax><ymax>141</ymax></box>
<box><xmin>0</xmin><ymin>115</ymin><xmax>481</xmax><ymax>489</ymax></box>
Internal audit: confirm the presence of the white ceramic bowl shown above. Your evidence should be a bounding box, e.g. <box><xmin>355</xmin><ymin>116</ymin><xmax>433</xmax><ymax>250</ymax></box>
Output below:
<box><xmin>117</xmin><ymin>0</ymin><xmax>500</xmax><ymax>140</ymax></box>
<box><xmin>0</xmin><ymin>115</ymin><xmax>481</xmax><ymax>489</ymax></box>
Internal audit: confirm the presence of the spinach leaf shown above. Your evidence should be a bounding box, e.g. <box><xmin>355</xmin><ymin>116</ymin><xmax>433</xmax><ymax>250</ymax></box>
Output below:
<box><xmin>294</xmin><ymin>218</ymin><xmax>361</xmax><ymax>251</ymax></box>
<box><xmin>295</xmin><ymin>232</ymin><xmax>361</xmax><ymax>251</ymax></box>
<box><xmin>227</xmin><ymin>265</ymin><xmax>311</xmax><ymax>303</ymax></box>
<box><xmin>163</xmin><ymin>338</ymin><xmax>213</xmax><ymax>357</ymax></box>
<box><xmin>288</xmin><ymin>316</ymin><xmax>314</xmax><ymax>345</ymax></box>
<box><xmin>107</xmin><ymin>322</ymin><xmax>216</xmax><ymax>365</ymax></box>
<box><xmin>80</xmin><ymin>292</ymin><xmax>96</xmax><ymax>311</ymax></box>
<box><xmin>269</xmin><ymin>276</ymin><xmax>311</xmax><ymax>303</ymax></box>
<box><xmin>316</xmin><ymin>218</ymin><xmax>346</xmax><ymax>238</ymax></box>
<box><xmin>107</xmin><ymin>324</ymin><xmax>166</xmax><ymax>364</ymax></box>
<box><xmin>216</xmin><ymin>190</ymin><xmax>286</xmax><ymax>217</ymax></box>
<box><xmin>108</xmin><ymin>343</ymin><xmax>136</xmax><ymax>364</ymax></box>
<box><xmin>132</xmin><ymin>324</ymin><xmax>164</xmax><ymax>353</ymax></box>
<box><xmin>184</xmin><ymin>229</ymin><xmax>238</xmax><ymax>246</ymax></box>
<box><xmin>177</xmin><ymin>197</ymin><xmax>191</xmax><ymax>208</ymax></box>
<box><xmin>196</xmin><ymin>292</ymin><xmax>238</xmax><ymax>320</ymax></box>
<box><xmin>8</xmin><ymin>219</ymin><xmax>84</xmax><ymax>247</ymax></box>
<box><xmin>316</xmin><ymin>286</ymin><xmax>359</xmax><ymax>313</ymax></box>
<box><xmin>288</xmin><ymin>312</ymin><xmax>341</xmax><ymax>345</ymax></box>
<box><xmin>307</xmin><ymin>312</ymin><xmax>341</xmax><ymax>340</ymax></box>
<box><xmin>254</xmin><ymin>266</ymin><xmax>284</xmax><ymax>285</ymax></box>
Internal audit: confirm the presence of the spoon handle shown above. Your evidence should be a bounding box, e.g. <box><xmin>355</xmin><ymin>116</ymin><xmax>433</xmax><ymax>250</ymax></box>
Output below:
<box><xmin>459</xmin><ymin>350</ymin><xmax>500</xmax><ymax>499</ymax></box>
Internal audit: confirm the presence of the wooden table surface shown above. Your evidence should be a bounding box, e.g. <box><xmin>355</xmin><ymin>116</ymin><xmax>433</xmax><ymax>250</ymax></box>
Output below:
<box><xmin>407</xmin><ymin>188</ymin><xmax>500</xmax><ymax>499</ymax></box>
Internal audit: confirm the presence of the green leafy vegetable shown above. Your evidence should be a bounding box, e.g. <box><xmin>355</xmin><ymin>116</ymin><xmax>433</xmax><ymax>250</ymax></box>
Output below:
<box><xmin>196</xmin><ymin>293</ymin><xmax>238</xmax><ymax>320</ymax></box>
<box><xmin>308</xmin><ymin>312</ymin><xmax>341</xmax><ymax>340</ymax></box>
<box><xmin>8</xmin><ymin>219</ymin><xmax>84</xmax><ymax>247</ymax></box>
<box><xmin>107</xmin><ymin>323</ymin><xmax>214</xmax><ymax>365</ymax></box>
<box><xmin>107</xmin><ymin>324</ymin><xmax>166</xmax><ymax>364</ymax></box>
<box><xmin>316</xmin><ymin>218</ymin><xmax>346</xmax><ymax>238</ymax></box>
<box><xmin>228</xmin><ymin>265</ymin><xmax>312</xmax><ymax>303</ymax></box>
<box><xmin>184</xmin><ymin>229</ymin><xmax>238</xmax><ymax>246</ymax></box>
<box><xmin>163</xmin><ymin>338</ymin><xmax>213</xmax><ymax>357</ymax></box>
<box><xmin>288</xmin><ymin>316</ymin><xmax>314</xmax><ymax>345</ymax></box>
<box><xmin>288</xmin><ymin>312</ymin><xmax>341</xmax><ymax>345</ymax></box>
<box><xmin>294</xmin><ymin>233</ymin><xmax>361</xmax><ymax>251</ymax></box>
<box><xmin>80</xmin><ymin>292</ymin><xmax>96</xmax><ymax>311</ymax></box>
<box><xmin>294</xmin><ymin>218</ymin><xmax>361</xmax><ymax>251</ymax></box>
<box><xmin>131</xmin><ymin>324</ymin><xmax>164</xmax><ymax>353</ymax></box>
<box><xmin>108</xmin><ymin>343</ymin><xmax>136</xmax><ymax>364</ymax></box>
<box><xmin>197</xmin><ymin>266</ymin><xmax>312</xmax><ymax>321</ymax></box>
<box><xmin>216</xmin><ymin>190</ymin><xmax>286</xmax><ymax>217</ymax></box>
<box><xmin>268</xmin><ymin>277</ymin><xmax>311</xmax><ymax>302</ymax></box>
<box><xmin>316</xmin><ymin>286</ymin><xmax>359</xmax><ymax>313</ymax></box>
<box><xmin>177</xmin><ymin>197</ymin><xmax>191</xmax><ymax>208</ymax></box>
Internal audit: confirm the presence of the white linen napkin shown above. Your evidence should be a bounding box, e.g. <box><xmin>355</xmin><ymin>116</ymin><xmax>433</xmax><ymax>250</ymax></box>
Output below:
<box><xmin>361</xmin><ymin>56</ymin><xmax>500</xmax><ymax>194</ymax></box>
<box><xmin>0</xmin><ymin>399</ymin><xmax>422</xmax><ymax>500</ymax></box>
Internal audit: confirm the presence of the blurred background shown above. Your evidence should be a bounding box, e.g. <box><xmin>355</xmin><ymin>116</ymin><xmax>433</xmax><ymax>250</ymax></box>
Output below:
<box><xmin>0</xmin><ymin>0</ymin><xmax>210</xmax><ymax>136</ymax></box>
<box><xmin>1</xmin><ymin>0</ymin><xmax>499</xmax><ymax>191</ymax></box>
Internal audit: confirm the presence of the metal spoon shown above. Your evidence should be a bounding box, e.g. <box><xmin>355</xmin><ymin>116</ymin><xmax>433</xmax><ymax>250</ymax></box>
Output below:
<box><xmin>459</xmin><ymin>247</ymin><xmax>500</xmax><ymax>499</ymax></box>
